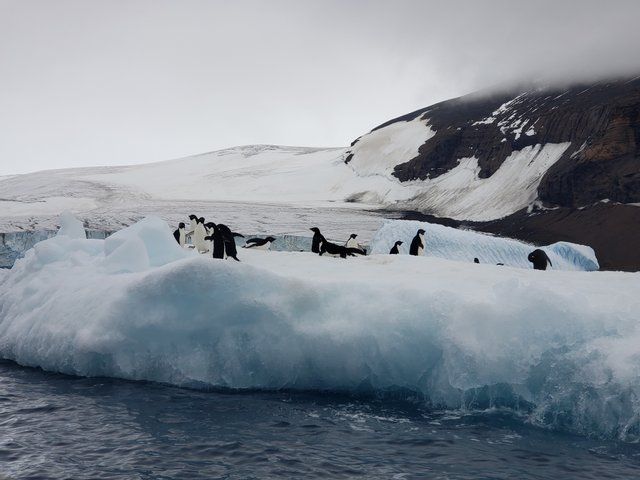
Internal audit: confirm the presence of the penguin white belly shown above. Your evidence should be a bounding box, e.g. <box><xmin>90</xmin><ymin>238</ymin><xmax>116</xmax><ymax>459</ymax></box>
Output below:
<box><xmin>254</xmin><ymin>241</ymin><xmax>272</xmax><ymax>251</ymax></box>
<box><xmin>417</xmin><ymin>234</ymin><xmax>425</xmax><ymax>256</ymax></box>
<box><xmin>346</xmin><ymin>239</ymin><xmax>358</xmax><ymax>249</ymax></box>
<box><xmin>178</xmin><ymin>230</ymin><xmax>186</xmax><ymax>247</ymax></box>
<box><xmin>194</xmin><ymin>226</ymin><xmax>207</xmax><ymax>253</ymax></box>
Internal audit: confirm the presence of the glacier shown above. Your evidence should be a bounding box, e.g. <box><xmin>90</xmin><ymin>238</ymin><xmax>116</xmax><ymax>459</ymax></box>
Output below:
<box><xmin>0</xmin><ymin>216</ymin><xmax>638</xmax><ymax>441</ymax></box>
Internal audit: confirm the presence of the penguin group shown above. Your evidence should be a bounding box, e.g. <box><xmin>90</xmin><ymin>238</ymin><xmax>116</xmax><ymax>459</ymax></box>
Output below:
<box><xmin>310</xmin><ymin>227</ymin><xmax>366</xmax><ymax>258</ymax></box>
<box><xmin>173</xmin><ymin>214</ymin><xmax>247</xmax><ymax>261</ymax></box>
<box><xmin>174</xmin><ymin>218</ymin><xmax>554</xmax><ymax>271</ymax></box>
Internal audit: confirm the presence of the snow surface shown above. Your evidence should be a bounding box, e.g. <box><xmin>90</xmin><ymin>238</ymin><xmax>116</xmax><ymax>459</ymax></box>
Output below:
<box><xmin>370</xmin><ymin>220</ymin><xmax>598</xmax><ymax>271</ymax></box>
<box><xmin>347</xmin><ymin>117</ymin><xmax>436</xmax><ymax>176</ymax></box>
<box><xmin>410</xmin><ymin>143</ymin><xmax>572</xmax><ymax>221</ymax></box>
<box><xmin>1</xmin><ymin>216</ymin><xmax>638</xmax><ymax>439</ymax></box>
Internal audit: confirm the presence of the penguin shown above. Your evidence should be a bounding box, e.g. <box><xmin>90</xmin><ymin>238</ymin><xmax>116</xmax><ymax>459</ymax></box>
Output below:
<box><xmin>173</xmin><ymin>222</ymin><xmax>186</xmax><ymax>247</ymax></box>
<box><xmin>528</xmin><ymin>249</ymin><xmax>553</xmax><ymax>270</ymax></box>
<box><xmin>185</xmin><ymin>214</ymin><xmax>198</xmax><ymax>246</ymax></box>
<box><xmin>310</xmin><ymin>227</ymin><xmax>326</xmax><ymax>254</ymax></box>
<box><xmin>204</xmin><ymin>222</ymin><xmax>217</xmax><ymax>253</ymax></box>
<box><xmin>345</xmin><ymin>233</ymin><xmax>366</xmax><ymax>255</ymax></box>
<box><xmin>473</xmin><ymin>257</ymin><xmax>480</xmax><ymax>264</ymax></box>
<box><xmin>243</xmin><ymin>236</ymin><xmax>276</xmax><ymax>250</ymax></box>
<box><xmin>409</xmin><ymin>229</ymin><xmax>426</xmax><ymax>256</ymax></box>
<box><xmin>217</xmin><ymin>224</ymin><xmax>243</xmax><ymax>261</ymax></box>
<box><xmin>192</xmin><ymin>217</ymin><xmax>208</xmax><ymax>253</ymax></box>
<box><xmin>389</xmin><ymin>241</ymin><xmax>403</xmax><ymax>254</ymax></box>
<box><xmin>204</xmin><ymin>223</ymin><xmax>225</xmax><ymax>259</ymax></box>
<box><xmin>319</xmin><ymin>240</ymin><xmax>364</xmax><ymax>259</ymax></box>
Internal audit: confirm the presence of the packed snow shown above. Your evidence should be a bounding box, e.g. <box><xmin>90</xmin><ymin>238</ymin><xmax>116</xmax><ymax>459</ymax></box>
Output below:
<box><xmin>346</xmin><ymin>117</ymin><xmax>436</xmax><ymax>176</ymax></box>
<box><xmin>1</xmin><ymin>216</ymin><xmax>638</xmax><ymax>440</ymax></box>
<box><xmin>370</xmin><ymin>220</ymin><xmax>598</xmax><ymax>271</ymax></box>
<box><xmin>410</xmin><ymin>143</ymin><xmax>572</xmax><ymax>221</ymax></box>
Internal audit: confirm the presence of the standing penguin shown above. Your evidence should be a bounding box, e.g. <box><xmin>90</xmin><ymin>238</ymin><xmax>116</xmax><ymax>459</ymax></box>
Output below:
<box><xmin>173</xmin><ymin>222</ymin><xmax>186</xmax><ymax>247</ymax></box>
<box><xmin>193</xmin><ymin>217</ymin><xmax>208</xmax><ymax>253</ymax></box>
<box><xmin>217</xmin><ymin>224</ymin><xmax>244</xmax><ymax>261</ymax></box>
<box><xmin>204</xmin><ymin>222</ymin><xmax>217</xmax><ymax>253</ymax></box>
<box><xmin>389</xmin><ymin>241</ymin><xmax>403</xmax><ymax>254</ymax></box>
<box><xmin>204</xmin><ymin>223</ymin><xmax>225</xmax><ymax>259</ymax></box>
<box><xmin>409</xmin><ymin>229</ymin><xmax>426</xmax><ymax>256</ymax></box>
<box><xmin>310</xmin><ymin>227</ymin><xmax>326</xmax><ymax>254</ymax></box>
<box><xmin>345</xmin><ymin>233</ymin><xmax>366</xmax><ymax>255</ymax></box>
<box><xmin>528</xmin><ymin>249</ymin><xmax>553</xmax><ymax>270</ymax></box>
<box><xmin>244</xmin><ymin>236</ymin><xmax>276</xmax><ymax>250</ymax></box>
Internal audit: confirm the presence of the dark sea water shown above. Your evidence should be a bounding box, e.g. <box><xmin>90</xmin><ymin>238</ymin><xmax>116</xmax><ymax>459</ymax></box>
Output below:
<box><xmin>1</xmin><ymin>360</ymin><xmax>639</xmax><ymax>480</ymax></box>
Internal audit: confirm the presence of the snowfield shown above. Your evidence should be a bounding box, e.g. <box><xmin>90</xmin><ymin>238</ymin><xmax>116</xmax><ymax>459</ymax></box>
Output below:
<box><xmin>0</xmin><ymin>216</ymin><xmax>638</xmax><ymax>439</ymax></box>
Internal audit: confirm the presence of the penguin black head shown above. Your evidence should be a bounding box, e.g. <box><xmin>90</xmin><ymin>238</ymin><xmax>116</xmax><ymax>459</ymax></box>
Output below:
<box><xmin>198</xmin><ymin>217</ymin><xmax>205</xmax><ymax>224</ymax></box>
<box><xmin>395</xmin><ymin>241</ymin><xmax>403</xmax><ymax>246</ymax></box>
<box><xmin>310</xmin><ymin>227</ymin><xmax>321</xmax><ymax>234</ymax></box>
<box><xmin>205</xmin><ymin>222</ymin><xmax>216</xmax><ymax>229</ymax></box>
<box><xmin>474</xmin><ymin>257</ymin><xmax>479</xmax><ymax>263</ymax></box>
<box><xmin>349</xmin><ymin>234</ymin><xmax>357</xmax><ymax>239</ymax></box>
<box><xmin>417</xmin><ymin>229</ymin><xmax>426</xmax><ymax>235</ymax></box>
<box><xmin>265</xmin><ymin>236</ymin><xmax>276</xmax><ymax>242</ymax></box>
<box><xmin>178</xmin><ymin>222</ymin><xmax>185</xmax><ymax>229</ymax></box>
<box><xmin>189</xmin><ymin>214</ymin><xmax>197</xmax><ymax>220</ymax></box>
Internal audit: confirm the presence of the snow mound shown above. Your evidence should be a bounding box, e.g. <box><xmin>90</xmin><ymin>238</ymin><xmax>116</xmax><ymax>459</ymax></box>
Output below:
<box><xmin>369</xmin><ymin>220</ymin><xmax>599</xmax><ymax>271</ymax></box>
<box><xmin>2</xmin><ymin>218</ymin><xmax>639</xmax><ymax>440</ymax></box>
<box><xmin>57</xmin><ymin>210</ymin><xmax>86</xmax><ymax>239</ymax></box>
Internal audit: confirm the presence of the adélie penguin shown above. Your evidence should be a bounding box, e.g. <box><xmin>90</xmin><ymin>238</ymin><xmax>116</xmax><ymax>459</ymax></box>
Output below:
<box><xmin>193</xmin><ymin>217</ymin><xmax>208</xmax><ymax>253</ymax></box>
<box><xmin>409</xmin><ymin>229</ymin><xmax>426</xmax><ymax>256</ymax></box>
<box><xmin>528</xmin><ymin>249</ymin><xmax>553</xmax><ymax>270</ymax></box>
<box><xmin>389</xmin><ymin>241</ymin><xmax>403</xmax><ymax>254</ymax></box>
<box><xmin>310</xmin><ymin>227</ymin><xmax>326</xmax><ymax>254</ymax></box>
<box><xmin>319</xmin><ymin>239</ymin><xmax>365</xmax><ymax>259</ymax></box>
<box><xmin>173</xmin><ymin>222</ymin><xmax>186</xmax><ymax>247</ymax></box>
<box><xmin>345</xmin><ymin>233</ymin><xmax>366</xmax><ymax>255</ymax></box>
<box><xmin>217</xmin><ymin>224</ymin><xmax>244</xmax><ymax>261</ymax></box>
<box><xmin>243</xmin><ymin>236</ymin><xmax>276</xmax><ymax>250</ymax></box>
<box><xmin>204</xmin><ymin>223</ymin><xmax>225</xmax><ymax>259</ymax></box>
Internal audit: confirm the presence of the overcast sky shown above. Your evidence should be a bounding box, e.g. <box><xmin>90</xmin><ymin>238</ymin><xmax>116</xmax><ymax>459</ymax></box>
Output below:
<box><xmin>1</xmin><ymin>0</ymin><xmax>639</xmax><ymax>175</ymax></box>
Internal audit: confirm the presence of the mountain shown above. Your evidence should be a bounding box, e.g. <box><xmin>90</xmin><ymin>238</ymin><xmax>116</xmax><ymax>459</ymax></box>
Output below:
<box><xmin>344</xmin><ymin>77</ymin><xmax>640</xmax><ymax>270</ymax></box>
<box><xmin>1</xmin><ymin>78</ymin><xmax>639</xmax><ymax>269</ymax></box>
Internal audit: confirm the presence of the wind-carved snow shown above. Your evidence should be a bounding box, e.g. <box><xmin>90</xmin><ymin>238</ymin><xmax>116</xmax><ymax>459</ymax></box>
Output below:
<box><xmin>411</xmin><ymin>143</ymin><xmax>572</xmax><ymax>221</ymax></box>
<box><xmin>347</xmin><ymin>117</ymin><xmax>436</xmax><ymax>176</ymax></box>
<box><xmin>0</xmin><ymin>216</ymin><xmax>637</xmax><ymax>440</ymax></box>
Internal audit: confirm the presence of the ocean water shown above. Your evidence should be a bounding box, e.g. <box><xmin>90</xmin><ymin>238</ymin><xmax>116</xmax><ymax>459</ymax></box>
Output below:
<box><xmin>1</xmin><ymin>361</ymin><xmax>639</xmax><ymax>480</ymax></box>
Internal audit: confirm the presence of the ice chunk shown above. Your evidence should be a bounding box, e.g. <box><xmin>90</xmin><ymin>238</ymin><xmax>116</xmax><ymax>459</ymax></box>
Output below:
<box><xmin>57</xmin><ymin>211</ymin><xmax>86</xmax><ymax>239</ymax></box>
<box><xmin>369</xmin><ymin>220</ymin><xmax>599</xmax><ymax>271</ymax></box>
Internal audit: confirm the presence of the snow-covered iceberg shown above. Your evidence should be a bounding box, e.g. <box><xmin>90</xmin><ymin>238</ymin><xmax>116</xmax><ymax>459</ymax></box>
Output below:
<box><xmin>0</xmin><ymin>216</ymin><xmax>639</xmax><ymax>440</ymax></box>
<box><xmin>370</xmin><ymin>220</ymin><xmax>599</xmax><ymax>271</ymax></box>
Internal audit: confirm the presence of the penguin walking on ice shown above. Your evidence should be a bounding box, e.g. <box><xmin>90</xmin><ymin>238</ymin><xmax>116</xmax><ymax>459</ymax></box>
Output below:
<box><xmin>204</xmin><ymin>223</ymin><xmax>225</xmax><ymax>259</ymax></box>
<box><xmin>345</xmin><ymin>234</ymin><xmax>366</xmax><ymax>255</ymax></box>
<box><xmin>244</xmin><ymin>236</ymin><xmax>276</xmax><ymax>250</ymax></box>
<box><xmin>528</xmin><ymin>249</ymin><xmax>553</xmax><ymax>270</ymax></box>
<box><xmin>173</xmin><ymin>222</ymin><xmax>186</xmax><ymax>247</ymax></box>
<box><xmin>310</xmin><ymin>227</ymin><xmax>326</xmax><ymax>254</ymax></box>
<box><xmin>389</xmin><ymin>241</ymin><xmax>403</xmax><ymax>254</ymax></box>
<box><xmin>193</xmin><ymin>217</ymin><xmax>208</xmax><ymax>253</ymax></box>
<box><xmin>409</xmin><ymin>229</ymin><xmax>426</xmax><ymax>256</ymax></box>
<box><xmin>217</xmin><ymin>224</ymin><xmax>244</xmax><ymax>261</ymax></box>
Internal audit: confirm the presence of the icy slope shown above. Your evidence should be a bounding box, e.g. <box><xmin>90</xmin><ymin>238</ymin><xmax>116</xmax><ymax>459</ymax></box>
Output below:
<box><xmin>1</xmin><ymin>217</ymin><xmax>638</xmax><ymax>439</ymax></box>
<box><xmin>370</xmin><ymin>220</ymin><xmax>599</xmax><ymax>271</ymax></box>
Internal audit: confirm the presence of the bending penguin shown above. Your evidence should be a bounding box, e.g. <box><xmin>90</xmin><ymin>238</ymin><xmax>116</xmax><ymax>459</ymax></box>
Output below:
<box><xmin>528</xmin><ymin>249</ymin><xmax>553</xmax><ymax>270</ymax></box>
<box><xmin>310</xmin><ymin>227</ymin><xmax>326</xmax><ymax>254</ymax></box>
<box><xmin>243</xmin><ymin>236</ymin><xmax>276</xmax><ymax>250</ymax></box>
<box><xmin>409</xmin><ymin>229</ymin><xmax>426</xmax><ymax>256</ymax></box>
<box><xmin>173</xmin><ymin>222</ymin><xmax>186</xmax><ymax>247</ymax></box>
<box><xmin>389</xmin><ymin>241</ymin><xmax>403</xmax><ymax>254</ymax></box>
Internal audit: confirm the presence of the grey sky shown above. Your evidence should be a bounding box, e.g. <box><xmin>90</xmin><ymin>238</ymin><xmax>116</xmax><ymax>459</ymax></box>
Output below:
<box><xmin>1</xmin><ymin>0</ymin><xmax>639</xmax><ymax>175</ymax></box>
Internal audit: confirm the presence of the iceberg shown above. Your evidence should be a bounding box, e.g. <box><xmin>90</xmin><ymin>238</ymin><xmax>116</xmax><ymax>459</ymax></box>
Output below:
<box><xmin>0</xmin><ymin>216</ymin><xmax>638</xmax><ymax>440</ymax></box>
<box><xmin>370</xmin><ymin>220</ymin><xmax>599</xmax><ymax>271</ymax></box>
